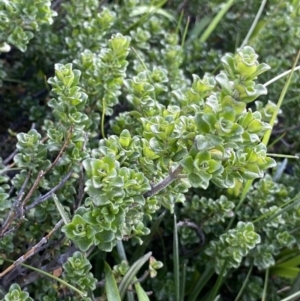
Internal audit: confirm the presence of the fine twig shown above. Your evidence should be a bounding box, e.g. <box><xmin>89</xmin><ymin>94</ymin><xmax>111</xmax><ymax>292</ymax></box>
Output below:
<box><xmin>3</xmin><ymin>149</ymin><xmax>18</xmax><ymax>165</ymax></box>
<box><xmin>0</xmin><ymin>219</ymin><xmax>64</xmax><ymax>279</ymax></box>
<box><xmin>177</xmin><ymin>220</ymin><xmax>205</xmax><ymax>245</ymax></box>
<box><xmin>21</xmin><ymin>171</ymin><xmax>44</xmax><ymax>208</ymax></box>
<box><xmin>143</xmin><ymin>165</ymin><xmax>184</xmax><ymax>198</ymax></box>
<box><xmin>16</xmin><ymin>245</ymin><xmax>77</xmax><ymax>288</ymax></box>
<box><xmin>15</xmin><ymin>170</ymin><xmax>32</xmax><ymax>206</ymax></box>
<box><xmin>0</xmin><ymin>163</ymin><xmax>16</xmax><ymax>175</ymax></box>
<box><xmin>0</xmin><ymin>171</ymin><xmax>31</xmax><ymax>235</ymax></box>
<box><xmin>96</xmin><ymin>280</ymin><xmax>106</xmax><ymax>288</ymax></box>
<box><xmin>25</xmin><ymin>170</ymin><xmax>73</xmax><ymax>212</ymax></box>
<box><xmin>1</xmin><ymin>169</ymin><xmax>72</xmax><ymax>237</ymax></box>
<box><xmin>281</xmin><ymin>138</ymin><xmax>294</xmax><ymax>148</ymax></box>
<box><xmin>7</xmin><ymin>186</ymin><xmax>14</xmax><ymax>198</ymax></box>
<box><xmin>44</xmin><ymin>126</ymin><xmax>73</xmax><ymax>175</ymax></box>
<box><xmin>131</xmin><ymin>270</ymin><xmax>149</xmax><ymax>285</ymax></box>
<box><xmin>0</xmin><ymin>221</ymin><xmax>23</xmax><ymax>237</ymax></box>
<box><xmin>30</xmin><ymin>236</ymin><xmax>66</xmax><ymax>269</ymax></box>
<box><xmin>272</xmin><ymin>124</ymin><xmax>300</xmax><ymax>135</ymax></box>
<box><xmin>0</xmin><ymin>171</ymin><xmax>44</xmax><ymax>236</ymax></box>
<box><xmin>1</xmin><ymin>127</ymin><xmax>73</xmax><ymax>236</ymax></box>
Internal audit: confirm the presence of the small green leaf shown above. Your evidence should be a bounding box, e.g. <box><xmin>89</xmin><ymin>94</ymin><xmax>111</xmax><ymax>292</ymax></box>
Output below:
<box><xmin>215</xmin><ymin>72</ymin><xmax>233</xmax><ymax>94</ymax></box>
<box><xmin>180</xmin><ymin>156</ymin><xmax>194</xmax><ymax>173</ymax></box>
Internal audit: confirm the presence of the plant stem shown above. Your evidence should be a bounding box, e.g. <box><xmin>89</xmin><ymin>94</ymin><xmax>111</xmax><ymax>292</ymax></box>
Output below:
<box><xmin>174</xmin><ymin>214</ymin><xmax>180</xmax><ymax>301</ymax></box>
<box><xmin>143</xmin><ymin>165</ymin><xmax>183</xmax><ymax>198</ymax></box>
<box><xmin>240</xmin><ymin>0</ymin><xmax>267</xmax><ymax>48</ymax></box>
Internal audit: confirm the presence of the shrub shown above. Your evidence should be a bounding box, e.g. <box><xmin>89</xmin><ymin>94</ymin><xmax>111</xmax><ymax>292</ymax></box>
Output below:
<box><xmin>0</xmin><ymin>1</ymin><xmax>300</xmax><ymax>300</ymax></box>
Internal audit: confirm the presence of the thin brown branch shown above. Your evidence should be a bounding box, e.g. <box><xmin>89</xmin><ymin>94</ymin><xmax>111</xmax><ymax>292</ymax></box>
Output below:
<box><xmin>131</xmin><ymin>270</ymin><xmax>149</xmax><ymax>285</ymax></box>
<box><xmin>281</xmin><ymin>138</ymin><xmax>294</xmax><ymax>148</ymax></box>
<box><xmin>0</xmin><ymin>171</ymin><xmax>32</xmax><ymax>236</ymax></box>
<box><xmin>3</xmin><ymin>149</ymin><xmax>18</xmax><ymax>165</ymax></box>
<box><xmin>44</xmin><ymin>126</ymin><xmax>73</xmax><ymax>175</ymax></box>
<box><xmin>15</xmin><ymin>245</ymin><xmax>77</xmax><ymax>288</ymax></box>
<box><xmin>1</xmin><ymin>221</ymin><xmax>23</xmax><ymax>237</ymax></box>
<box><xmin>25</xmin><ymin>170</ymin><xmax>73</xmax><ymax>212</ymax></box>
<box><xmin>21</xmin><ymin>170</ymin><xmax>44</xmax><ymax>208</ymax></box>
<box><xmin>0</xmin><ymin>170</ymin><xmax>72</xmax><ymax>237</ymax></box>
<box><xmin>177</xmin><ymin>220</ymin><xmax>205</xmax><ymax>245</ymax></box>
<box><xmin>96</xmin><ymin>280</ymin><xmax>106</xmax><ymax>288</ymax></box>
<box><xmin>143</xmin><ymin>165</ymin><xmax>184</xmax><ymax>198</ymax></box>
<box><xmin>0</xmin><ymin>220</ymin><xmax>64</xmax><ymax>279</ymax></box>
<box><xmin>16</xmin><ymin>171</ymin><xmax>32</xmax><ymax>203</ymax></box>
<box><xmin>272</xmin><ymin>124</ymin><xmax>300</xmax><ymax>134</ymax></box>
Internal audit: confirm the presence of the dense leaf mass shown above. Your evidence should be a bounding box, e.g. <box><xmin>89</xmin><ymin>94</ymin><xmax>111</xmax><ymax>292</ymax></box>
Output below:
<box><xmin>0</xmin><ymin>0</ymin><xmax>299</xmax><ymax>300</ymax></box>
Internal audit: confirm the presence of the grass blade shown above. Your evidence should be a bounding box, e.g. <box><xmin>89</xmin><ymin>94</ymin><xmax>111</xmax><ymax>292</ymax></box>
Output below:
<box><xmin>209</xmin><ymin>262</ymin><xmax>227</xmax><ymax>301</ymax></box>
<box><xmin>104</xmin><ymin>261</ymin><xmax>122</xmax><ymax>301</ymax></box>
<box><xmin>116</xmin><ymin>240</ymin><xmax>127</xmax><ymax>261</ymax></box>
<box><xmin>266</xmin><ymin>154</ymin><xmax>298</xmax><ymax>159</ymax></box>
<box><xmin>271</xmin><ymin>266</ymin><xmax>300</xmax><ymax>279</ymax></box>
<box><xmin>131</xmin><ymin>211</ymin><xmax>166</xmax><ymax>264</ymax></box>
<box><xmin>234</xmin><ymin>263</ymin><xmax>254</xmax><ymax>301</ymax></box>
<box><xmin>52</xmin><ymin>194</ymin><xmax>70</xmax><ymax>224</ymax></box>
<box><xmin>240</xmin><ymin>0</ymin><xmax>267</xmax><ymax>48</ymax></box>
<box><xmin>263</xmin><ymin>66</ymin><xmax>300</xmax><ymax>88</ymax></box>
<box><xmin>273</xmin><ymin>158</ymin><xmax>288</xmax><ymax>181</ymax></box>
<box><xmin>280</xmin><ymin>291</ymin><xmax>300</xmax><ymax>301</ymax></box>
<box><xmin>123</xmin><ymin>0</ymin><xmax>175</xmax><ymax>34</ymax></box>
<box><xmin>187</xmin><ymin>266</ymin><xmax>215</xmax><ymax>301</ymax></box>
<box><xmin>276</xmin><ymin>254</ymin><xmax>300</xmax><ymax>268</ymax></box>
<box><xmin>187</xmin><ymin>16</ymin><xmax>212</xmax><ymax>43</ymax></box>
<box><xmin>288</xmin><ymin>272</ymin><xmax>300</xmax><ymax>295</ymax></box>
<box><xmin>261</xmin><ymin>268</ymin><xmax>269</xmax><ymax>301</ymax></box>
<box><xmin>263</xmin><ymin>50</ymin><xmax>300</xmax><ymax>145</ymax></box>
<box><xmin>271</xmin><ymin>252</ymin><xmax>300</xmax><ymax>279</ymax></box>
<box><xmin>0</xmin><ymin>257</ymin><xmax>87</xmax><ymax>298</ymax></box>
<box><xmin>119</xmin><ymin>252</ymin><xmax>152</xmax><ymax>299</ymax></box>
<box><xmin>200</xmin><ymin>0</ymin><xmax>235</xmax><ymax>43</ymax></box>
<box><xmin>135</xmin><ymin>282</ymin><xmax>150</xmax><ymax>301</ymax></box>
<box><xmin>174</xmin><ymin>213</ymin><xmax>180</xmax><ymax>301</ymax></box>
<box><xmin>116</xmin><ymin>241</ymin><xmax>135</xmax><ymax>301</ymax></box>
<box><xmin>180</xmin><ymin>262</ymin><xmax>187</xmax><ymax>301</ymax></box>
<box><xmin>181</xmin><ymin>16</ymin><xmax>190</xmax><ymax>48</ymax></box>
<box><xmin>253</xmin><ymin>193</ymin><xmax>300</xmax><ymax>226</ymax></box>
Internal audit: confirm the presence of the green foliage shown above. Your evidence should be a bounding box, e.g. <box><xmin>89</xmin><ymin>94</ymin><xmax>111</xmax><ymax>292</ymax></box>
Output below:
<box><xmin>0</xmin><ymin>284</ymin><xmax>33</xmax><ymax>301</ymax></box>
<box><xmin>14</xmin><ymin>129</ymin><xmax>48</xmax><ymax>169</ymax></box>
<box><xmin>74</xmin><ymin>33</ymin><xmax>131</xmax><ymax>117</ymax></box>
<box><xmin>0</xmin><ymin>0</ymin><xmax>55</xmax><ymax>52</ymax></box>
<box><xmin>206</xmin><ymin>221</ymin><xmax>261</xmax><ymax>273</ymax></box>
<box><xmin>0</xmin><ymin>0</ymin><xmax>300</xmax><ymax>301</ymax></box>
<box><xmin>62</xmin><ymin>251</ymin><xmax>97</xmax><ymax>293</ymax></box>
